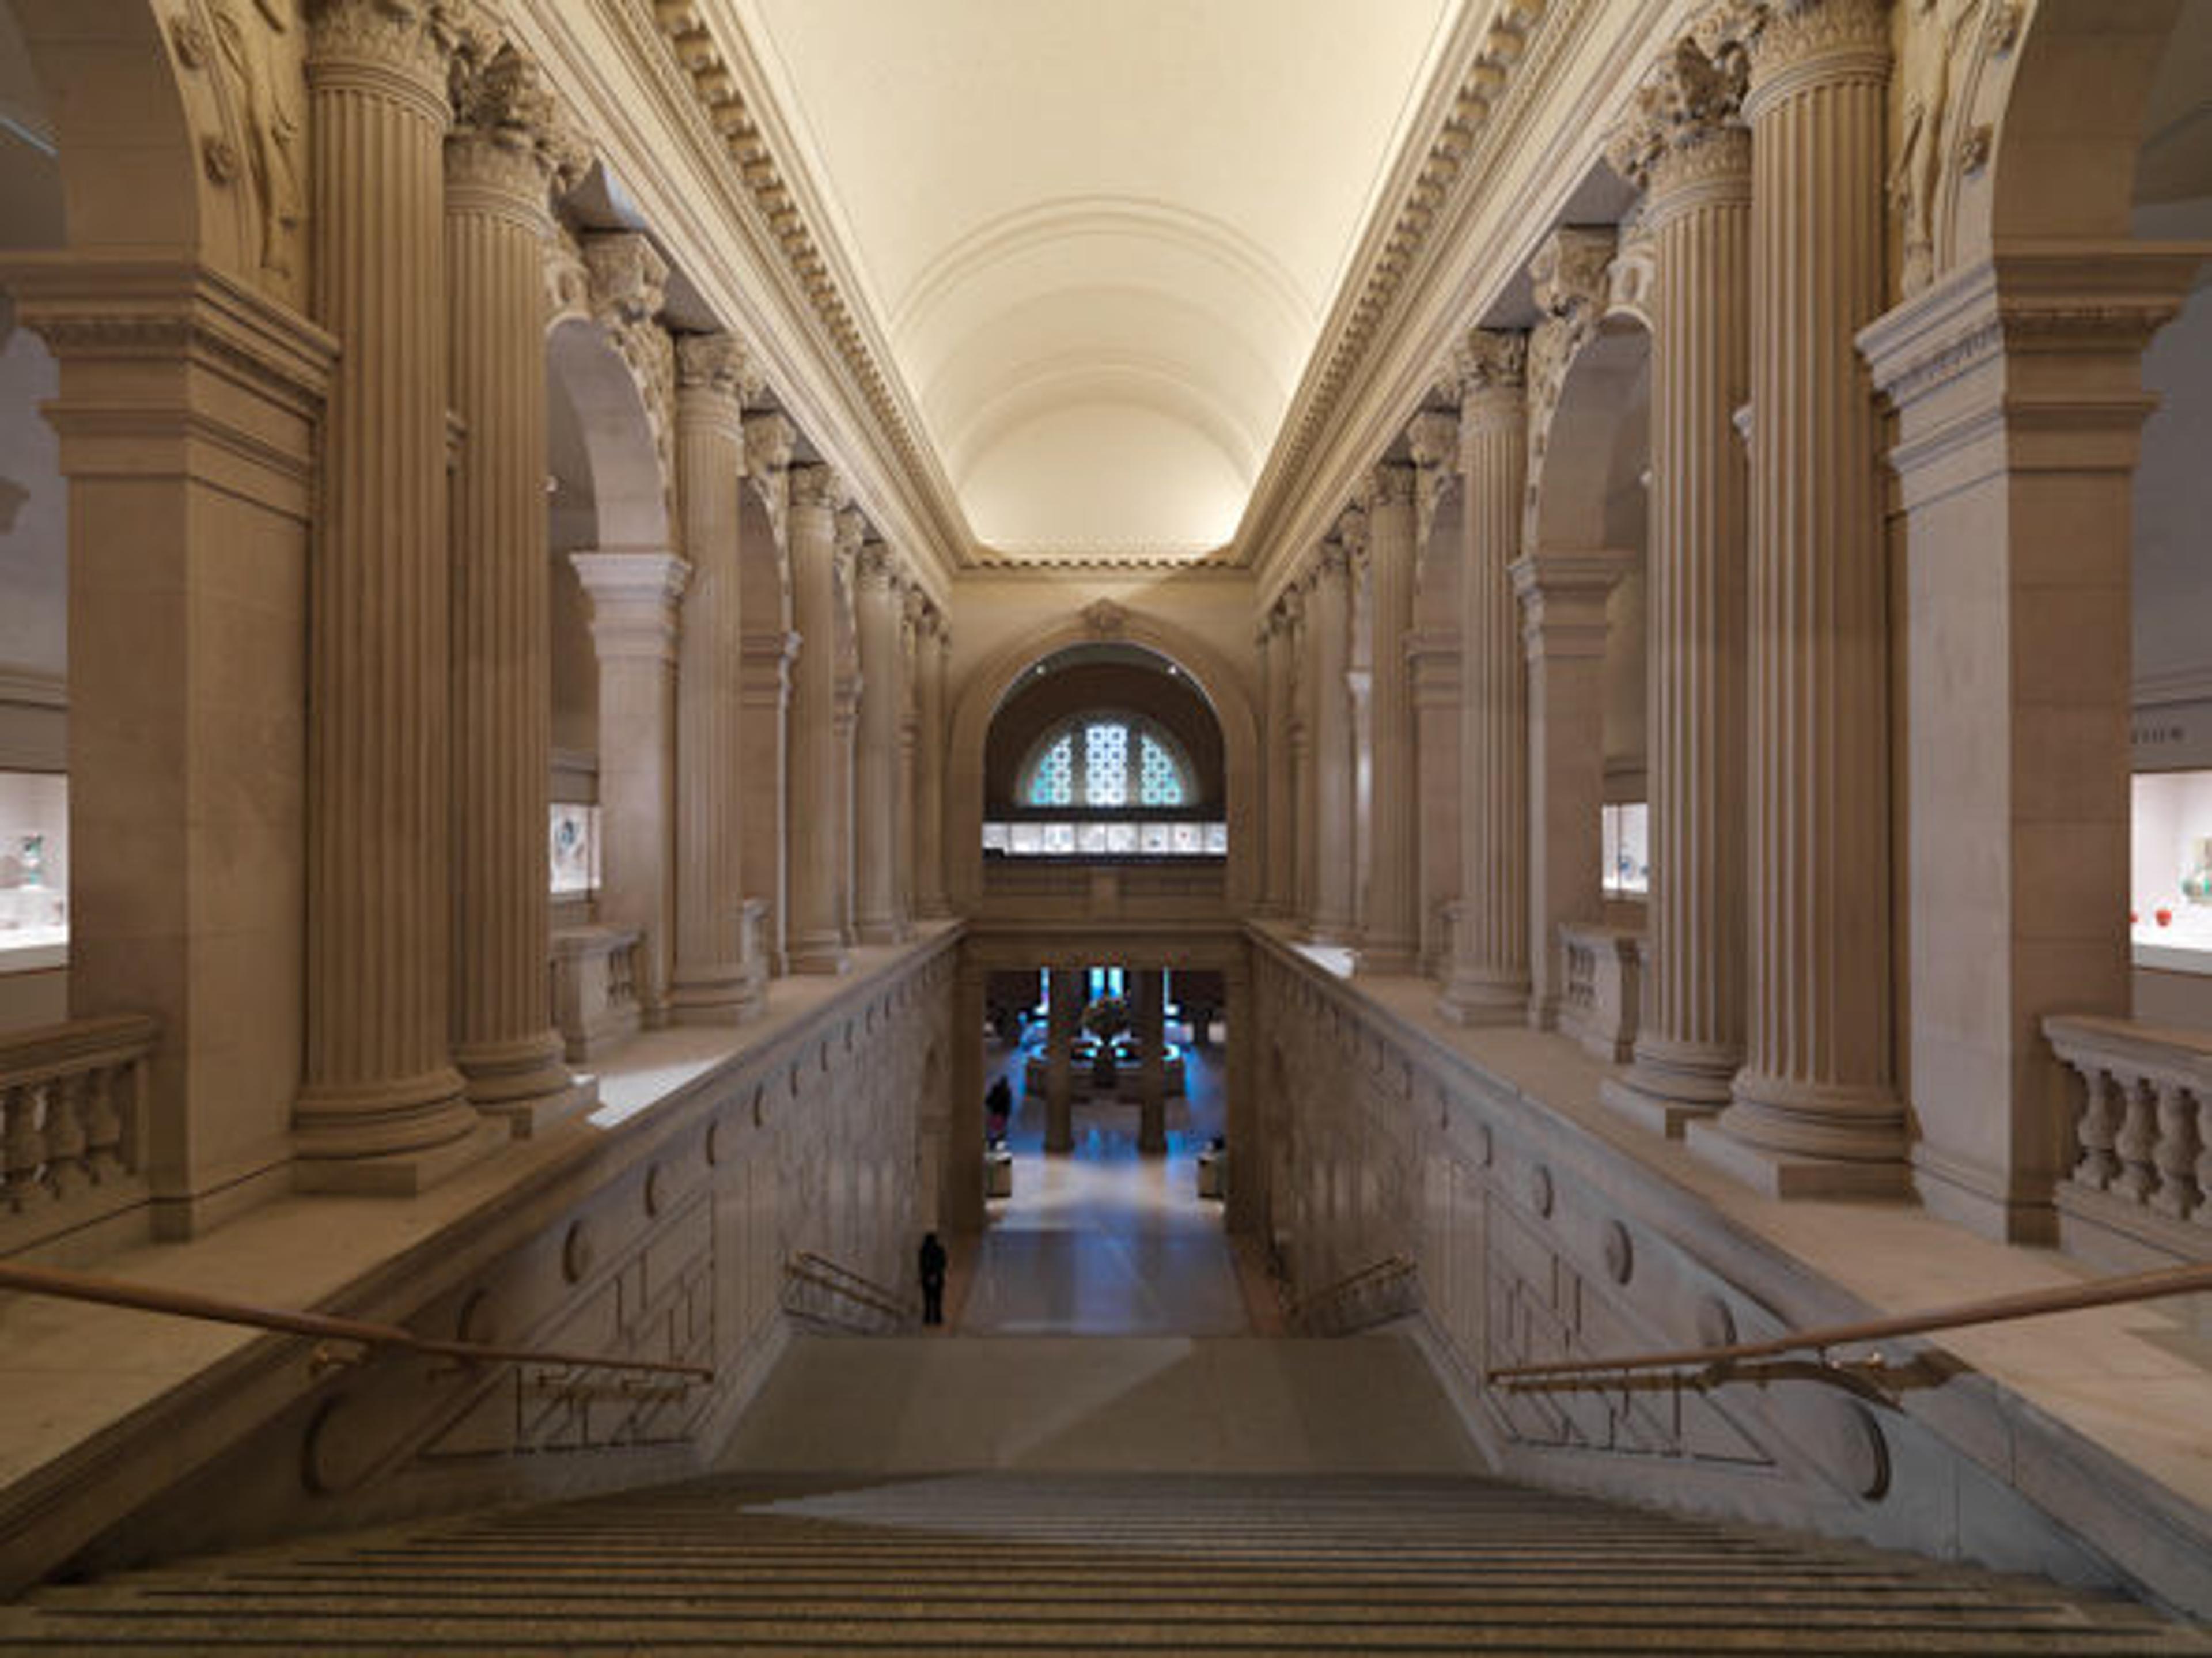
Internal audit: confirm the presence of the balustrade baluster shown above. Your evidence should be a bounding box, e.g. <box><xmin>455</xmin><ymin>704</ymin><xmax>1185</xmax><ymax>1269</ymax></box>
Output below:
<box><xmin>42</xmin><ymin>1072</ymin><xmax>90</xmax><ymax>1198</ymax></box>
<box><xmin>2113</xmin><ymin>1077</ymin><xmax>2159</xmax><ymax>1205</ymax></box>
<box><xmin>2150</xmin><ymin>1080</ymin><xmax>2202</xmax><ymax>1221</ymax></box>
<box><xmin>4</xmin><ymin>1084</ymin><xmax>48</xmax><ymax>1212</ymax></box>
<box><xmin>2073</xmin><ymin>1065</ymin><xmax>2121</xmax><ymax>1191</ymax></box>
<box><xmin>82</xmin><ymin>1063</ymin><xmax>126</xmax><ymax>1183</ymax></box>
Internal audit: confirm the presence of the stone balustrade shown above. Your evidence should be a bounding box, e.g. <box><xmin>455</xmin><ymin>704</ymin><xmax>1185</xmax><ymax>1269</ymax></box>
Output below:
<box><xmin>2045</xmin><ymin>1015</ymin><xmax>2212</xmax><ymax>1254</ymax></box>
<box><xmin>550</xmin><ymin>927</ymin><xmax>644</xmax><ymax>1064</ymax></box>
<box><xmin>1557</xmin><ymin>923</ymin><xmax>1643</xmax><ymax>1064</ymax></box>
<box><xmin>0</xmin><ymin>1013</ymin><xmax>156</xmax><ymax>1247</ymax></box>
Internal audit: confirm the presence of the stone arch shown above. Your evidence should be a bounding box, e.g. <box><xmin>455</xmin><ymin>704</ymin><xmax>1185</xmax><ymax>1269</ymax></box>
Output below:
<box><xmin>1527</xmin><ymin>320</ymin><xmax>1650</xmax><ymax>555</ymax></box>
<box><xmin>945</xmin><ymin>607</ymin><xmax>1262</xmax><ymax>910</ymax></box>
<box><xmin>547</xmin><ymin>314</ymin><xmax>673</xmax><ymax>554</ymax></box>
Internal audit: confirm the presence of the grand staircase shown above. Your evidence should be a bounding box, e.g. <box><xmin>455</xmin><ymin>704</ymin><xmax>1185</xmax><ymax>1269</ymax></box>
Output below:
<box><xmin>0</xmin><ymin>1467</ymin><xmax>2205</xmax><ymax>1653</ymax></box>
<box><xmin>1</xmin><ymin>1332</ymin><xmax>2206</xmax><ymax>1653</ymax></box>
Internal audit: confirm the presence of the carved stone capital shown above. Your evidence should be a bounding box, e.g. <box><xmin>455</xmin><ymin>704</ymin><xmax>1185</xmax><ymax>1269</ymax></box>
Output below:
<box><xmin>743</xmin><ymin>411</ymin><xmax>794</xmax><ymax>475</ymax></box>
<box><xmin>307</xmin><ymin>0</ymin><xmax>468</xmax><ymax>103</ymax></box>
<box><xmin>834</xmin><ymin>504</ymin><xmax>868</xmax><ymax>558</ymax></box>
<box><xmin>1702</xmin><ymin>0</ymin><xmax>1889</xmax><ymax>108</ymax></box>
<box><xmin>1532</xmin><ymin>226</ymin><xmax>1616</xmax><ymax>329</ymax></box>
<box><xmin>1335</xmin><ymin>505</ymin><xmax>1370</xmax><ymax>565</ymax></box>
<box><xmin>1313</xmin><ymin>540</ymin><xmax>1351</xmax><ymax>582</ymax></box>
<box><xmin>446</xmin><ymin>40</ymin><xmax>575</xmax><ymax>212</ymax></box>
<box><xmin>1406</xmin><ymin>411</ymin><xmax>1460</xmax><ymax>476</ymax></box>
<box><xmin>855</xmin><ymin>540</ymin><xmax>899</xmax><ymax>589</ymax></box>
<box><xmin>1366</xmin><ymin>460</ymin><xmax>1418</xmax><ymax>513</ymax></box>
<box><xmin>585</xmin><ymin>232</ymin><xmax>667</xmax><ymax>328</ymax></box>
<box><xmin>789</xmin><ymin>463</ymin><xmax>849</xmax><ymax>516</ymax></box>
<box><xmin>1450</xmin><ymin>328</ymin><xmax>1528</xmax><ymax>407</ymax></box>
<box><xmin>1606</xmin><ymin>35</ymin><xmax>1749</xmax><ymax>190</ymax></box>
<box><xmin>676</xmin><ymin>331</ymin><xmax>765</xmax><ymax>403</ymax></box>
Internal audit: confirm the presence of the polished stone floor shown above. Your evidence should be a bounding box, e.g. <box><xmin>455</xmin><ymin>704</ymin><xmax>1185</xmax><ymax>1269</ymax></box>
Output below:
<box><xmin>957</xmin><ymin>1023</ymin><xmax>1255</xmax><ymax>1336</ymax></box>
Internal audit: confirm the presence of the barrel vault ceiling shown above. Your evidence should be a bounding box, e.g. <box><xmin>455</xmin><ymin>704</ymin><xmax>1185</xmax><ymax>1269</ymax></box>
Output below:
<box><xmin>726</xmin><ymin>0</ymin><xmax>1459</xmax><ymax>565</ymax></box>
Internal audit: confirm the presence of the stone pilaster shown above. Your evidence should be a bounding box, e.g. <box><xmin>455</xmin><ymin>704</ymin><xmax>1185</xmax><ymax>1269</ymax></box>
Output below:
<box><xmin>1695</xmin><ymin>0</ymin><xmax>1907</xmax><ymax>1193</ymax></box>
<box><xmin>1285</xmin><ymin>587</ymin><xmax>1313</xmax><ymax>925</ymax></box>
<box><xmin>914</xmin><ymin>609</ymin><xmax>952</xmax><ymax>918</ymax></box>
<box><xmin>833</xmin><ymin>509</ymin><xmax>866</xmax><ymax>946</ymax></box>
<box><xmin>1438</xmin><ymin>330</ymin><xmax>1532</xmax><ymax>1024</ymax></box>
<box><xmin>443</xmin><ymin>39</ymin><xmax>592</xmax><ymax>1133</ymax></box>
<box><xmin>1305</xmin><ymin>536</ymin><xmax>1358</xmax><ymax>947</ymax></box>
<box><xmin>669</xmin><ymin>331</ymin><xmax>768</xmax><ymax>1023</ymax></box>
<box><xmin>739</xmin><ymin>411</ymin><xmax>795</xmax><ymax>972</ymax></box>
<box><xmin>896</xmin><ymin>588</ymin><xmax>923</xmax><ymax>929</ymax></box>
<box><xmin>1046</xmin><ymin>964</ymin><xmax>1080</xmax><ymax>1154</ymax></box>
<box><xmin>295</xmin><ymin>0</ymin><xmax>487</xmax><ymax>1188</ymax></box>
<box><xmin>571</xmin><ymin>552</ymin><xmax>689</xmax><ymax>1027</ymax></box>
<box><xmin>1514</xmin><ymin>551</ymin><xmax>1634</xmax><ymax>1029</ymax></box>
<box><xmin>854</xmin><ymin>543</ymin><xmax>908</xmax><ymax>944</ymax></box>
<box><xmin>1356</xmin><ymin>464</ymin><xmax>1421</xmax><ymax>976</ymax></box>
<box><xmin>1602</xmin><ymin>34</ymin><xmax>1755</xmax><ymax>1133</ymax></box>
<box><xmin>1256</xmin><ymin>612</ymin><xmax>1294</xmax><ymax>918</ymax></box>
<box><xmin>1136</xmin><ymin>968</ymin><xmax>1167</xmax><ymax>1155</ymax></box>
<box><xmin>785</xmin><ymin>464</ymin><xmax>851</xmax><ymax>974</ymax></box>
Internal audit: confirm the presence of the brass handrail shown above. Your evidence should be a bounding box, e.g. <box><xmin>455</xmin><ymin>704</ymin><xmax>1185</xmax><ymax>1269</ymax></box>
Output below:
<box><xmin>785</xmin><ymin>1252</ymin><xmax>914</xmax><ymax>1324</ymax></box>
<box><xmin>0</xmin><ymin>1259</ymin><xmax>713</xmax><ymax>1381</ymax></box>
<box><xmin>1286</xmin><ymin>1252</ymin><xmax>1416</xmax><ymax>1326</ymax></box>
<box><xmin>1486</xmin><ymin>1262</ymin><xmax>2212</xmax><ymax>1389</ymax></box>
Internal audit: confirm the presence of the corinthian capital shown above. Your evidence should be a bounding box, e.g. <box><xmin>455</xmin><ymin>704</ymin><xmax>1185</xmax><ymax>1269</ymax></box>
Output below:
<box><xmin>1407</xmin><ymin>411</ymin><xmax>1460</xmax><ymax>475</ymax></box>
<box><xmin>585</xmin><ymin>233</ymin><xmax>667</xmax><ymax>328</ymax></box>
<box><xmin>789</xmin><ymin>462</ymin><xmax>849</xmax><ymax>515</ymax></box>
<box><xmin>743</xmin><ymin>411</ymin><xmax>794</xmax><ymax>475</ymax></box>
<box><xmin>1531</xmin><ymin>226</ymin><xmax>1616</xmax><ymax>328</ymax></box>
<box><xmin>448</xmin><ymin>37</ymin><xmax>582</xmax><ymax>195</ymax></box>
<box><xmin>1451</xmin><ymin>329</ymin><xmax>1527</xmax><ymax>405</ymax></box>
<box><xmin>1699</xmin><ymin>0</ymin><xmax>1888</xmax><ymax>91</ymax></box>
<box><xmin>1335</xmin><ymin>505</ymin><xmax>1370</xmax><ymax>562</ymax></box>
<box><xmin>855</xmin><ymin>540</ymin><xmax>899</xmax><ymax>589</ymax></box>
<box><xmin>834</xmin><ymin>505</ymin><xmax>869</xmax><ymax>558</ymax></box>
<box><xmin>308</xmin><ymin>0</ymin><xmax>468</xmax><ymax>87</ymax></box>
<box><xmin>676</xmin><ymin>331</ymin><xmax>766</xmax><ymax>402</ymax></box>
<box><xmin>1607</xmin><ymin>35</ymin><xmax>1748</xmax><ymax>188</ymax></box>
<box><xmin>1365</xmin><ymin>461</ymin><xmax>1418</xmax><ymax>514</ymax></box>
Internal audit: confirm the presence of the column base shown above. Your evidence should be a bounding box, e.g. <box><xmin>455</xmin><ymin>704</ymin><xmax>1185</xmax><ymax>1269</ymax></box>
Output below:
<box><xmin>294</xmin><ymin>1115</ymin><xmax>503</xmax><ymax>1197</ymax></box>
<box><xmin>1303</xmin><ymin>910</ymin><xmax>1357</xmax><ymax>948</ymax></box>
<box><xmin>857</xmin><ymin>916</ymin><xmax>912</xmax><ymax>946</ymax></box>
<box><xmin>666</xmin><ymin>960</ymin><xmax>768</xmax><ymax>1024</ymax></box>
<box><xmin>1353</xmin><ymin>938</ymin><xmax>1421</xmax><ymax>979</ymax></box>
<box><xmin>293</xmin><ymin>1064</ymin><xmax>478</xmax><ymax>1163</ymax></box>
<box><xmin>1600</xmin><ymin>1035</ymin><xmax>1738</xmax><ymax>1138</ymax></box>
<box><xmin>1435</xmin><ymin>967</ymin><xmax>1528</xmax><ymax>1027</ymax></box>
<box><xmin>1686</xmin><ymin>1071</ymin><xmax>1911</xmax><ymax>1199</ymax></box>
<box><xmin>455</xmin><ymin>1031</ymin><xmax>598</xmax><ymax>1137</ymax></box>
<box><xmin>787</xmin><ymin>930</ymin><xmax>853</xmax><ymax>976</ymax></box>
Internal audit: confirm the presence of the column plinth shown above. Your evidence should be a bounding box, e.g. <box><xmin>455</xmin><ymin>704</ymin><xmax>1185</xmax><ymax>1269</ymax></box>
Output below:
<box><xmin>294</xmin><ymin>0</ymin><xmax>488</xmax><ymax>1189</ymax></box>
<box><xmin>1438</xmin><ymin>331</ymin><xmax>1532</xmax><ymax>1025</ymax></box>
<box><xmin>1601</xmin><ymin>39</ymin><xmax>1755</xmax><ymax>1135</ymax></box>
<box><xmin>1691</xmin><ymin>0</ymin><xmax>1907</xmax><ymax>1194</ymax></box>
<box><xmin>786</xmin><ymin>467</ymin><xmax>853</xmax><ymax>975</ymax></box>
<box><xmin>670</xmin><ymin>334</ymin><xmax>768</xmax><ymax>1023</ymax></box>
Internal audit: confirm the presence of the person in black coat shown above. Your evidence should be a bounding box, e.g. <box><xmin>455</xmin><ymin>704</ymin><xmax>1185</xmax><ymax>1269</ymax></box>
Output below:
<box><xmin>918</xmin><ymin>1231</ymin><xmax>948</xmax><ymax>1326</ymax></box>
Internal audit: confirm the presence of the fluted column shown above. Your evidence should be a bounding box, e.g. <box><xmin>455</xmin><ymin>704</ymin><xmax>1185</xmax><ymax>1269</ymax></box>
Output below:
<box><xmin>1286</xmin><ymin>589</ymin><xmax>1313</xmax><ymax>925</ymax></box>
<box><xmin>295</xmin><ymin>0</ymin><xmax>483</xmax><ymax>1186</ymax></box>
<box><xmin>1516</xmin><ymin>552</ymin><xmax>1634</xmax><ymax>1029</ymax></box>
<box><xmin>1257</xmin><ymin>611</ymin><xmax>1295</xmax><ymax>917</ymax></box>
<box><xmin>1603</xmin><ymin>37</ymin><xmax>1755</xmax><ymax>1132</ymax></box>
<box><xmin>572</xmin><ymin>552</ymin><xmax>688</xmax><ymax>1025</ymax></box>
<box><xmin>1438</xmin><ymin>332</ymin><xmax>1532</xmax><ymax>1024</ymax></box>
<box><xmin>1135</xmin><ymin>968</ymin><xmax>1166</xmax><ymax>1155</ymax></box>
<box><xmin>785</xmin><ymin>465</ymin><xmax>851</xmax><ymax>974</ymax></box>
<box><xmin>1407</xmin><ymin>411</ymin><xmax>1461</xmax><ymax>981</ymax></box>
<box><xmin>896</xmin><ymin>588</ymin><xmax>923</xmax><ymax>929</ymax></box>
<box><xmin>442</xmin><ymin>41</ymin><xmax>589</xmax><ymax>1133</ymax></box>
<box><xmin>914</xmin><ymin>611</ymin><xmax>952</xmax><ymax>918</ymax></box>
<box><xmin>833</xmin><ymin>509</ymin><xmax>866</xmax><ymax>947</ymax></box>
<box><xmin>669</xmin><ymin>333</ymin><xmax>766</xmax><ymax>1023</ymax></box>
<box><xmin>738</xmin><ymin>412</ymin><xmax>795</xmax><ymax>973</ymax></box>
<box><xmin>1046</xmin><ymin>964</ymin><xmax>1079</xmax><ymax>1155</ymax></box>
<box><xmin>1356</xmin><ymin>464</ymin><xmax>1420</xmax><ymax>976</ymax></box>
<box><xmin>1699</xmin><ymin>0</ymin><xmax>1905</xmax><ymax>1193</ymax></box>
<box><xmin>1305</xmin><ymin>536</ymin><xmax>1358</xmax><ymax>945</ymax></box>
<box><xmin>854</xmin><ymin>544</ymin><xmax>908</xmax><ymax>944</ymax></box>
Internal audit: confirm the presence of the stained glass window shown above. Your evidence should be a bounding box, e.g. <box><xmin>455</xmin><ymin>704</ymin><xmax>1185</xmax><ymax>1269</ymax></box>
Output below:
<box><xmin>1138</xmin><ymin>735</ymin><xmax>1184</xmax><ymax>805</ymax></box>
<box><xmin>1029</xmin><ymin>733</ymin><xmax>1074</xmax><ymax>805</ymax></box>
<box><xmin>1085</xmin><ymin>722</ymin><xmax>1128</xmax><ymax>805</ymax></box>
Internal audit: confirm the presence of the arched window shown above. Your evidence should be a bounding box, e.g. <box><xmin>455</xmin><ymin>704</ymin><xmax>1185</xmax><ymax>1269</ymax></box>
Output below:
<box><xmin>1020</xmin><ymin>714</ymin><xmax>1195</xmax><ymax>809</ymax></box>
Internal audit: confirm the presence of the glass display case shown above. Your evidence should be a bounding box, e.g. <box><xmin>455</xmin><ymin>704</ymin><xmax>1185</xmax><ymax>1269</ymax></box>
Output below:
<box><xmin>0</xmin><ymin>771</ymin><xmax>68</xmax><ymax>970</ymax></box>
<box><xmin>2131</xmin><ymin>769</ymin><xmax>2212</xmax><ymax>972</ymax></box>
<box><xmin>1601</xmin><ymin>801</ymin><xmax>1650</xmax><ymax>899</ymax></box>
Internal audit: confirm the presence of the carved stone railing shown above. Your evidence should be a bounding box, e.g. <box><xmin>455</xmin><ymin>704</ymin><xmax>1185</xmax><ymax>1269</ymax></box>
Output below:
<box><xmin>2045</xmin><ymin>1015</ymin><xmax>2211</xmax><ymax>1257</ymax></box>
<box><xmin>0</xmin><ymin>1013</ymin><xmax>157</xmax><ymax>1250</ymax></box>
<box><xmin>1556</xmin><ymin>923</ymin><xmax>1643</xmax><ymax>1063</ymax></box>
<box><xmin>550</xmin><ymin>926</ymin><xmax>642</xmax><ymax>1063</ymax></box>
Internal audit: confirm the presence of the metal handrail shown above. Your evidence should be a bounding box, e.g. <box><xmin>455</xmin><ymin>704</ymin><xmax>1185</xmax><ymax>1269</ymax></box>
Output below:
<box><xmin>0</xmin><ymin>1259</ymin><xmax>713</xmax><ymax>1381</ymax></box>
<box><xmin>1486</xmin><ymin>1262</ymin><xmax>2212</xmax><ymax>1390</ymax></box>
<box><xmin>1285</xmin><ymin>1252</ymin><xmax>1416</xmax><ymax>1327</ymax></box>
<box><xmin>785</xmin><ymin>1252</ymin><xmax>915</xmax><ymax>1324</ymax></box>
